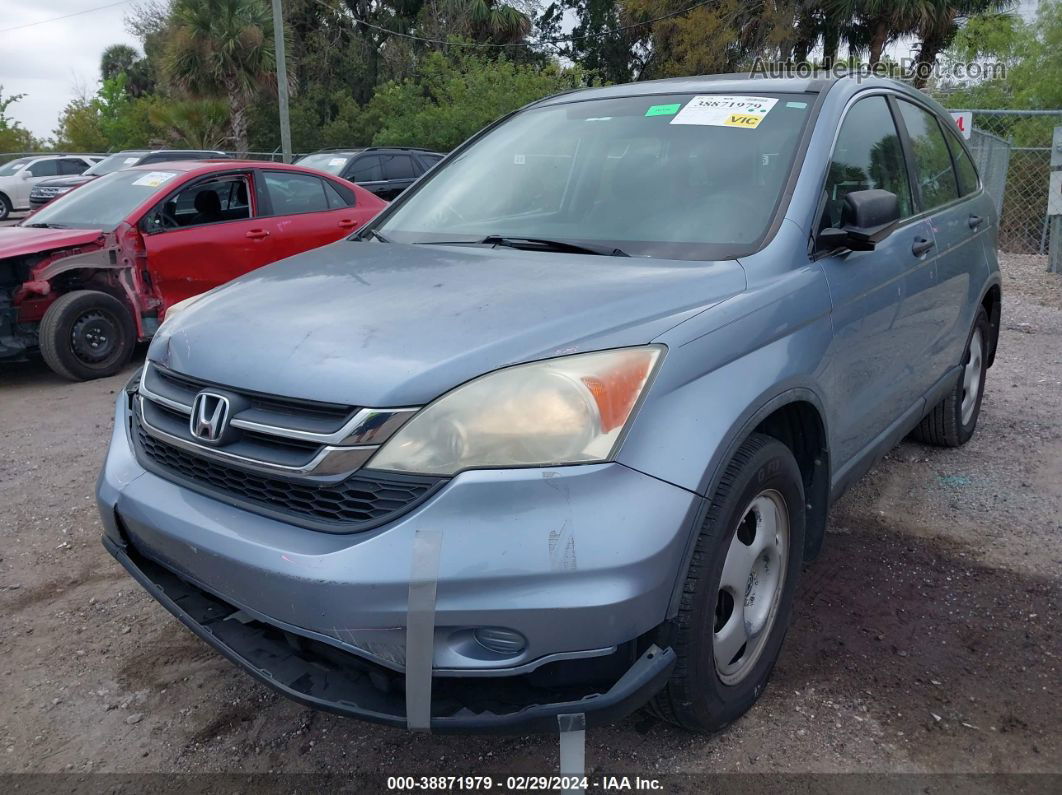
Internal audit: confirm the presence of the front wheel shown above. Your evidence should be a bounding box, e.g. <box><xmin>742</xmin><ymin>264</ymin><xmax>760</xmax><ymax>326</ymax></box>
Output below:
<box><xmin>0</xmin><ymin>193</ymin><xmax>11</xmax><ymax>221</ymax></box>
<box><xmin>651</xmin><ymin>433</ymin><xmax>805</xmax><ymax>733</ymax></box>
<box><xmin>39</xmin><ymin>290</ymin><xmax>136</xmax><ymax>381</ymax></box>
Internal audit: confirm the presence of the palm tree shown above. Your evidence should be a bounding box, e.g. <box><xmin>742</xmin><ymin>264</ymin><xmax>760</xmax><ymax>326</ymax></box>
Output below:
<box><xmin>912</xmin><ymin>0</ymin><xmax>1015</xmax><ymax>87</ymax></box>
<box><xmin>162</xmin><ymin>0</ymin><xmax>281</xmax><ymax>153</ymax></box>
<box><xmin>149</xmin><ymin>98</ymin><xmax>230</xmax><ymax>148</ymax></box>
<box><xmin>445</xmin><ymin>0</ymin><xmax>531</xmax><ymax>44</ymax></box>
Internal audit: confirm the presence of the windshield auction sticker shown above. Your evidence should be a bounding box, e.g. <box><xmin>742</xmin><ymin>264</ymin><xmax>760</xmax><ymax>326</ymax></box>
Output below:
<box><xmin>670</xmin><ymin>95</ymin><xmax>778</xmax><ymax>129</ymax></box>
<box><xmin>132</xmin><ymin>171</ymin><xmax>178</xmax><ymax>188</ymax></box>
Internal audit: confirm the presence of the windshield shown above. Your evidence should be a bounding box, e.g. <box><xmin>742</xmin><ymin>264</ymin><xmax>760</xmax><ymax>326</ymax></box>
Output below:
<box><xmin>0</xmin><ymin>158</ymin><xmax>32</xmax><ymax>177</ymax></box>
<box><xmin>377</xmin><ymin>93</ymin><xmax>815</xmax><ymax>260</ymax></box>
<box><xmin>296</xmin><ymin>153</ymin><xmax>355</xmax><ymax>175</ymax></box>
<box><xmin>86</xmin><ymin>152</ymin><xmax>147</xmax><ymax>176</ymax></box>
<box><xmin>23</xmin><ymin>169</ymin><xmax>181</xmax><ymax>230</ymax></box>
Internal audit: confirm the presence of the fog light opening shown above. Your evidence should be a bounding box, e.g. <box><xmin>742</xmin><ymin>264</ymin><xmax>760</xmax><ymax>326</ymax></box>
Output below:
<box><xmin>472</xmin><ymin>627</ymin><xmax>527</xmax><ymax>656</ymax></box>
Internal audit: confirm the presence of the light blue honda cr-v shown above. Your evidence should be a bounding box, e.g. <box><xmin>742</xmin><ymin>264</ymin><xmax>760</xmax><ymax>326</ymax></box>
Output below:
<box><xmin>97</xmin><ymin>74</ymin><xmax>1000</xmax><ymax>734</ymax></box>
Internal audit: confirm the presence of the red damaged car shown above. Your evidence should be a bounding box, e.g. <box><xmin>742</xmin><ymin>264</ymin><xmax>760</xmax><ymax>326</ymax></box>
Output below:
<box><xmin>0</xmin><ymin>160</ymin><xmax>386</xmax><ymax>380</ymax></box>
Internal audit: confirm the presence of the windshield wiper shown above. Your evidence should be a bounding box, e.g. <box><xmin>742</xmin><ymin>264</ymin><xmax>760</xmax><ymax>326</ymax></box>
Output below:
<box><xmin>356</xmin><ymin>228</ymin><xmax>390</xmax><ymax>243</ymax></box>
<box><xmin>479</xmin><ymin>235</ymin><xmax>629</xmax><ymax>257</ymax></box>
<box><xmin>23</xmin><ymin>222</ymin><xmax>66</xmax><ymax>229</ymax></box>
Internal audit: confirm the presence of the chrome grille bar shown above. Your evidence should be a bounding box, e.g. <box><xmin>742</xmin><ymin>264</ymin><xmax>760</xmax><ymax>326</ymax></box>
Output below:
<box><xmin>136</xmin><ymin>362</ymin><xmax>418</xmax><ymax>479</ymax></box>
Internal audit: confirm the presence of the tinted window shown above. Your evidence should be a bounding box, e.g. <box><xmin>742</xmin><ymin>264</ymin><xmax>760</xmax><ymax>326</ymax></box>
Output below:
<box><xmin>28</xmin><ymin>159</ymin><xmax>60</xmax><ymax>177</ymax></box>
<box><xmin>381</xmin><ymin>154</ymin><xmax>415</xmax><ymax>180</ymax></box>
<box><xmin>897</xmin><ymin>101</ymin><xmax>959</xmax><ymax>210</ymax></box>
<box><xmin>822</xmin><ymin>96</ymin><xmax>913</xmax><ymax>229</ymax></box>
<box><xmin>377</xmin><ymin>93</ymin><xmax>816</xmax><ymax>259</ymax></box>
<box><xmin>346</xmin><ymin>155</ymin><xmax>382</xmax><ymax>183</ymax></box>
<box><xmin>943</xmin><ymin>127</ymin><xmax>979</xmax><ymax>196</ymax></box>
<box><xmin>264</xmin><ymin>171</ymin><xmax>330</xmax><ymax>214</ymax></box>
<box><xmin>323</xmin><ymin>179</ymin><xmax>353</xmax><ymax>208</ymax></box>
<box><xmin>59</xmin><ymin>158</ymin><xmax>88</xmax><ymax>175</ymax></box>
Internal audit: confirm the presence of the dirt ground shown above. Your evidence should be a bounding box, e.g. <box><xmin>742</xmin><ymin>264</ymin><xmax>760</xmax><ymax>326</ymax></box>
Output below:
<box><xmin>1</xmin><ymin>253</ymin><xmax>1059</xmax><ymax>789</ymax></box>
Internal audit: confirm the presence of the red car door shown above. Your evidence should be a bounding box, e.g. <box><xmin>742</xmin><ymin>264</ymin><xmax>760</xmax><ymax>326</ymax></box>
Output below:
<box><xmin>140</xmin><ymin>170</ymin><xmax>276</xmax><ymax>310</ymax></box>
<box><xmin>254</xmin><ymin>168</ymin><xmax>386</xmax><ymax>261</ymax></box>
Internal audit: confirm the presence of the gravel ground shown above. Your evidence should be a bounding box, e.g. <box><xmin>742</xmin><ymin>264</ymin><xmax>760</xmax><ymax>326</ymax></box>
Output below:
<box><xmin>0</xmin><ymin>253</ymin><xmax>1059</xmax><ymax>788</ymax></box>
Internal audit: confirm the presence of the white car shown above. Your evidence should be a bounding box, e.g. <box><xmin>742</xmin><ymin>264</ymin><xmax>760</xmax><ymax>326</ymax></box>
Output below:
<box><xmin>0</xmin><ymin>155</ymin><xmax>99</xmax><ymax>220</ymax></box>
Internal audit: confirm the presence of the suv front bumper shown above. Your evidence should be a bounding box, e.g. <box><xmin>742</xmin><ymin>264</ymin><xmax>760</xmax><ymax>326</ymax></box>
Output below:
<box><xmin>98</xmin><ymin>393</ymin><xmax>700</xmax><ymax>730</ymax></box>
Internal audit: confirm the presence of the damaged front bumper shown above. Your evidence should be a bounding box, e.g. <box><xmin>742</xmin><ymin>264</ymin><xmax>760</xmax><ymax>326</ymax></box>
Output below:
<box><xmin>103</xmin><ymin>534</ymin><xmax>675</xmax><ymax>733</ymax></box>
<box><xmin>97</xmin><ymin>391</ymin><xmax>699</xmax><ymax>731</ymax></box>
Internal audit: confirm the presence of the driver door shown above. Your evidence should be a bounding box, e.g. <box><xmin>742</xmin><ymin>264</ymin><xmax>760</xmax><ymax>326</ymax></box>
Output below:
<box><xmin>815</xmin><ymin>94</ymin><xmax>936</xmax><ymax>474</ymax></box>
<box><xmin>140</xmin><ymin>171</ymin><xmax>276</xmax><ymax>311</ymax></box>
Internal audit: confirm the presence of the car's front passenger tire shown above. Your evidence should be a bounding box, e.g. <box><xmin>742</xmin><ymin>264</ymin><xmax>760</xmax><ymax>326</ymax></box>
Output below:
<box><xmin>910</xmin><ymin>306</ymin><xmax>990</xmax><ymax>448</ymax></box>
<box><xmin>651</xmin><ymin>433</ymin><xmax>805</xmax><ymax>733</ymax></box>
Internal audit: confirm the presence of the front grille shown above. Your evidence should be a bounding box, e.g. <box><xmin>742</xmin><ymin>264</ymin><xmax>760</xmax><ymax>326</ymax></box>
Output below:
<box><xmin>134</xmin><ymin>419</ymin><xmax>442</xmax><ymax>532</ymax></box>
<box><xmin>136</xmin><ymin>362</ymin><xmax>418</xmax><ymax>477</ymax></box>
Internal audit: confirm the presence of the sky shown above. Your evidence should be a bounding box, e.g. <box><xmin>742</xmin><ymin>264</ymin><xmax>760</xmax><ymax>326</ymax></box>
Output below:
<box><xmin>1</xmin><ymin>1</ymin><xmax>141</xmax><ymax>140</ymax></box>
<box><xmin>0</xmin><ymin>0</ymin><xmax>1044</xmax><ymax>142</ymax></box>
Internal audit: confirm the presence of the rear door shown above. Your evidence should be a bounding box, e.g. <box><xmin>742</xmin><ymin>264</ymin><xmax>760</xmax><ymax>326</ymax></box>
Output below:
<box><xmin>140</xmin><ymin>170</ymin><xmax>274</xmax><ymax>310</ymax></box>
<box><xmin>377</xmin><ymin>153</ymin><xmax>418</xmax><ymax>199</ymax></box>
<box><xmin>254</xmin><ymin>169</ymin><xmax>378</xmax><ymax>260</ymax></box>
<box><xmin>344</xmin><ymin>154</ymin><xmax>385</xmax><ymax>196</ymax></box>
<box><xmin>815</xmin><ymin>94</ymin><xmax>935</xmax><ymax>468</ymax></box>
<box><xmin>895</xmin><ymin>99</ymin><xmax>993</xmax><ymax>386</ymax></box>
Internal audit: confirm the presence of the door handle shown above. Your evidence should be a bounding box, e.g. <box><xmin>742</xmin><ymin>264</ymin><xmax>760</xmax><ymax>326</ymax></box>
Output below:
<box><xmin>912</xmin><ymin>236</ymin><xmax>935</xmax><ymax>256</ymax></box>
<box><xmin>338</xmin><ymin>219</ymin><xmax>357</xmax><ymax>228</ymax></box>
<box><xmin>245</xmin><ymin>229</ymin><xmax>270</xmax><ymax>240</ymax></box>
<box><xmin>968</xmin><ymin>214</ymin><xmax>984</xmax><ymax>229</ymax></box>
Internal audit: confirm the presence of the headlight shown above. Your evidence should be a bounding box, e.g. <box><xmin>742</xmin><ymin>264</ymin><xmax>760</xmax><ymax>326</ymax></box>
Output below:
<box><xmin>368</xmin><ymin>346</ymin><xmax>663</xmax><ymax>476</ymax></box>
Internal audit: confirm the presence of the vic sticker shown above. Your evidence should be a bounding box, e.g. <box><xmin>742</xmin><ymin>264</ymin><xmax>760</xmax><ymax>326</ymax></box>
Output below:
<box><xmin>670</xmin><ymin>95</ymin><xmax>777</xmax><ymax>129</ymax></box>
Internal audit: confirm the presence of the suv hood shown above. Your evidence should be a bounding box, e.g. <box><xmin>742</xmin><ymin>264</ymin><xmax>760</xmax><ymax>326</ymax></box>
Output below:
<box><xmin>151</xmin><ymin>240</ymin><xmax>746</xmax><ymax>406</ymax></box>
<box><xmin>0</xmin><ymin>226</ymin><xmax>104</xmax><ymax>259</ymax></box>
<box><xmin>35</xmin><ymin>175</ymin><xmax>96</xmax><ymax>190</ymax></box>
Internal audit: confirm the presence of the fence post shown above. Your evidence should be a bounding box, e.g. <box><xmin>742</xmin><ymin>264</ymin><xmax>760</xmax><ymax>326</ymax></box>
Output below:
<box><xmin>1050</xmin><ymin>126</ymin><xmax>1062</xmax><ymax>274</ymax></box>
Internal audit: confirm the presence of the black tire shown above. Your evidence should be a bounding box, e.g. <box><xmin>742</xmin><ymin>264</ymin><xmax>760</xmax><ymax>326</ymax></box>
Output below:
<box><xmin>910</xmin><ymin>306</ymin><xmax>990</xmax><ymax>447</ymax></box>
<box><xmin>651</xmin><ymin>433</ymin><xmax>805</xmax><ymax>733</ymax></box>
<box><xmin>0</xmin><ymin>193</ymin><xmax>11</xmax><ymax>221</ymax></box>
<box><xmin>39</xmin><ymin>290</ymin><xmax>136</xmax><ymax>381</ymax></box>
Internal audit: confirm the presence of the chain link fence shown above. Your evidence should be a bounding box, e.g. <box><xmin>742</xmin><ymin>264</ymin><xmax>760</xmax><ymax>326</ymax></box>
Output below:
<box><xmin>948</xmin><ymin>109</ymin><xmax>1062</xmax><ymax>254</ymax></box>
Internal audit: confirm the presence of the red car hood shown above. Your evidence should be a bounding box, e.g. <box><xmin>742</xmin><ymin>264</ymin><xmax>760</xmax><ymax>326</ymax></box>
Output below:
<box><xmin>0</xmin><ymin>226</ymin><xmax>104</xmax><ymax>259</ymax></box>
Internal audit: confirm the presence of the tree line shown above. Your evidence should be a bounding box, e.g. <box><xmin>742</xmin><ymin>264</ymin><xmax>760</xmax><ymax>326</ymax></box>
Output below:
<box><xmin>2</xmin><ymin>0</ymin><xmax>1057</xmax><ymax>157</ymax></box>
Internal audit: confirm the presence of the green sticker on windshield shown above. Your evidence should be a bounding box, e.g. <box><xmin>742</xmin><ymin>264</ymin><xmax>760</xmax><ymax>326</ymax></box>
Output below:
<box><xmin>645</xmin><ymin>103</ymin><xmax>681</xmax><ymax>117</ymax></box>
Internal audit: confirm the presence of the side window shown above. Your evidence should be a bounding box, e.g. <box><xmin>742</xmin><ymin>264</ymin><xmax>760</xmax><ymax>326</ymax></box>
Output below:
<box><xmin>897</xmin><ymin>100</ymin><xmax>959</xmax><ymax>210</ymax></box>
<box><xmin>28</xmin><ymin>159</ymin><xmax>60</xmax><ymax>177</ymax></box>
<box><xmin>263</xmin><ymin>171</ymin><xmax>331</xmax><ymax>214</ymax></box>
<box><xmin>823</xmin><ymin>96</ymin><xmax>913</xmax><ymax>230</ymax></box>
<box><xmin>148</xmin><ymin>176</ymin><xmax>252</xmax><ymax>230</ymax></box>
<box><xmin>323</xmin><ymin>179</ymin><xmax>354</xmax><ymax>208</ymax></box>
<box><xmin>59</xmin><ymin>159</ymin><xmax>88</xmax><ymax>175</ymax></box>
<box><xmin>346</xmin><ymin>155</ymin><xmax>382</xmax><ymax>183</ymax></box>
<box><xmin>943</xmin><ymin>127</ymin><xmax>979</xmax><ymax>197</ymax></box>
<box><xmin>381</xmin><ymin>154</ymin><xmax>415</xmax><ymax>180</ymax></box>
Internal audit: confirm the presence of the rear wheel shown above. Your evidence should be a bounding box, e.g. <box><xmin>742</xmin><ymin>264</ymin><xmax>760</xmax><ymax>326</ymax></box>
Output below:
<box><xmin>910</xmin><ymin>306</ymin><xmax>989</xmax><ymax>447</ymax></box>
<box><xmin>39</xmin><ymin>290</ymin><xmax>136</xmax><ymax>381</ymax></box>
<box><xmin>651</xmin><ymin>433</ymin><xmax>805</xmax><ymax>733</ymax></box>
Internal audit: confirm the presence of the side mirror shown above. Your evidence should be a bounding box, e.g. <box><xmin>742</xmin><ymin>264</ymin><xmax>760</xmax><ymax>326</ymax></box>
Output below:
<box><xmin>20</xmin><ymin>171</ymin><xmax>31</xmax><ymax>180</ymax></box>
<box><xmin>818</xmin><ymin>189</ymin><xmax>900</xmax><ymax>252</ymax></box>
